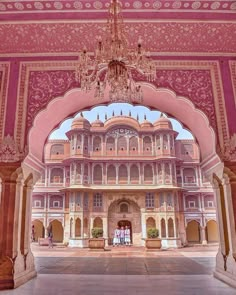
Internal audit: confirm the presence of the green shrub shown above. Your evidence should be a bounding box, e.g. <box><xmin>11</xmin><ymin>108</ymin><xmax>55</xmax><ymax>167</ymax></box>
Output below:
<box><xmin>91</xmin><ymin>227</ymin><xmax>103</xmax><ymax>238</ymax></box>
<box><xmin>147</xmin><ymin>228</ymin><xmax>159</xmax><ymax>238</ymax></box>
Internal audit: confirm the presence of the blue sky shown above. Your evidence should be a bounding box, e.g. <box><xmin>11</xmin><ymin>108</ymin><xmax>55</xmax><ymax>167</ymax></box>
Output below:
<box><xmin>49</xmin><ymin>103</ymin><xmax>194</xmax><ymax>140</ymax></box>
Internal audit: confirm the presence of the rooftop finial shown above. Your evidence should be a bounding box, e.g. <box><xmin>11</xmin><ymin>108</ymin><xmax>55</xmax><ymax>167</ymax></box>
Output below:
<box><xmin>160</xmin><ymin>112</ymin><xmax>164</xmax><ymax>118</ymax></box>
<box><xmin>129</xmin><ymin>110</ymin><xmax>131</xmax><ymax>116</ymax></box>
<box><xmin>105</xmin><ymin>113</ymin><xmax>107</xmax><ymax>120</ymax></box>
<box><xmin>137</xmin><ymin>114</ymin><xmax>139</xmax><ymax>121</ymax></box>
<box><xmin>120</xmin><ymin>110</ymin><xmax>123</xmax><ymax>116</ymax></box>
<box><xmin>144</xmin><ymin>114</ymin><xmax>147</xmax><ymax>120</ymax></box>
<box><xmin>97</xmin><ymin>113</ymin><xmax>99</xmax><ymax>120</ymax></box>
<box><xmin>112</xmin><ymin>110</ymin><xmax>115</xmax><ymax>116</ymax></box>
<box><xmin>81</xmin><ymin>112</ymin><xmax>84</xmax><ymax>117</ymax></box>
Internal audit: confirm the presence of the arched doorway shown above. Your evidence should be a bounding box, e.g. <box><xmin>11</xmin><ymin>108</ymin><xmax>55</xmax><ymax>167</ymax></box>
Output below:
<box><xmin>206</xmin><ymin>220</ymin><xmax>219</xmax><ymax>243</ymax></box>
<box><xmin>32</xmin><ymin>220</ymin><xmax>44</xmax><ymax>242</ymax></box>
<box><xmin>108</xmin><ymin>198</ymin><xmax>141</xmax><ymax>246</ymax></box>
<box><xmin>118</xmin><ymin>220</ymin><xmax>132</xmax><ymax>243</ymax></box>
<box><xmin>186</xmin><ymin>220</ymin><xmax>200</xmax><ymax>244</ymax></box>
<box><xmin>49</xmin><ymin>220</ymin><xmax>64</xmax><ymax>243</ymax></box>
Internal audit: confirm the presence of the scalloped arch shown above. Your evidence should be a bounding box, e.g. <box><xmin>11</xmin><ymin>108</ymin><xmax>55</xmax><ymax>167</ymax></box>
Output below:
<box><xmin>24</xmin><ymin>84</ymin><xmax>219</xmax><ymax>169</ymax></box>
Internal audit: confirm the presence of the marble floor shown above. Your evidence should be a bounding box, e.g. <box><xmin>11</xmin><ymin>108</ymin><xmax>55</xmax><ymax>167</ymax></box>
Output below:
<box><xmin>1</xmin><ymin>245</ymin><xmax>236</xmax><ymax>295</ymax></box>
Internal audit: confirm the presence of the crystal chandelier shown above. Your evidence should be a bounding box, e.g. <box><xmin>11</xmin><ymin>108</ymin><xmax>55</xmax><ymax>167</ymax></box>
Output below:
<box><xmin>75</xmin><ymin>0</ymin><xmax>156</xmax><ymax>102</ymax></box>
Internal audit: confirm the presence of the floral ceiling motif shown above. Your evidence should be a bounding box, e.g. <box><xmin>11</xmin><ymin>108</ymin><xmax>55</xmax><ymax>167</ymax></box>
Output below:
<box><xmin>0</xmin><ymin>22</ymin><xmax>236</xmax><ymax>54</ymax></box>
<box><xmin>0</xmin><ymin>1</ymin><xmax>236</xmax><ymax>13</ymax></box>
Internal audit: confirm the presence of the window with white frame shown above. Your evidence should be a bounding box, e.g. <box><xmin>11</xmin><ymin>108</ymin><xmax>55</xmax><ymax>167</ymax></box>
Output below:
<box><xmin>146</xmin><ymin>193</ymin><xmax>154</xmax><ymax>208</ymax></box>
<box><xmin>53</xmin><ymin>201</ymin><xmax>60</xmax><ymax>208</ymax></box>
<box><xmin>207</xmin><ymin>201</ymin><xmax>214</xmax><ymax>208</ymax></box>
<box><xmin>189</xmin><ymin>201</ymin><xmax>195</xmax><ymax>208</ymax></box>
<box><xmin>93</xmin><ymin>193</ymin><xmax>103</xmax><ymax>208</ymax></box>
<box><xmin>34</xmin><ymin>200</ymin><xmax>41</xmax><ymax>208</ymax></box>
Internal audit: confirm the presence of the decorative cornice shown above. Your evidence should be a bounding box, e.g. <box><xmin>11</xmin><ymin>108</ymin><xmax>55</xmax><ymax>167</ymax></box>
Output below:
<box><xmin>0</xmin><ymin>135</ymin><xmax>28</xmax><ymax>162</ymax></box>
<box><xmin>0</xmin><ymin>1</ymin><xmax>236</xmax><ymax>14</ymax></box>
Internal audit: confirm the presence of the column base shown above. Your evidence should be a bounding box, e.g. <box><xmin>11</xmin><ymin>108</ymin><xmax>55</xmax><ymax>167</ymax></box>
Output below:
<box><xmin>0</xmin><ymin>252</ymin><xmax>36</xmax><ymax>290</ymax></box>
<box><xmin>202</xmin><ymin>240</ymin><xmax>208</xmax><ymax>245</ymax></box>
<box><xmin>214</xmin><ymin>270</ymin><xmax>236</xmax><ymax>289</ymax></box>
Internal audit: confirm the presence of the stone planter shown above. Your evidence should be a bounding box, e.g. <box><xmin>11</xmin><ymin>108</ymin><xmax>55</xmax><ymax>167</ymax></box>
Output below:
<box><xmin>88</xmin><ymin>238</ymin><xmax>105</xmax><ymax>250</ymax></box>
<box><xmin>145</xmin><ymin>238</ymin><xmax>162</xmax><ymax>249</ymax></box>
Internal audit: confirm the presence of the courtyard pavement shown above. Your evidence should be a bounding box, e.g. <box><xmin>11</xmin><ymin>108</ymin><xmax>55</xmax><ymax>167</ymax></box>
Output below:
<box><xmin>1</xmin><ymin>245</ymin><xmax>236</xmax><ymax>295</ymax></box>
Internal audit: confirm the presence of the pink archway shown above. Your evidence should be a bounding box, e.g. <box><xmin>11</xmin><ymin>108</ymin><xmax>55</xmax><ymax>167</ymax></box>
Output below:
<box><xmin>24</xmin><ymin>85</ymin><xmax>219</xmax><ymax>171</ymax></box>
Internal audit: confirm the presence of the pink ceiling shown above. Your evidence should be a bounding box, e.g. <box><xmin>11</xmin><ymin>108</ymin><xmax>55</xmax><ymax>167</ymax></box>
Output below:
<box><xmin>1</xmin><ymin>22</ymin><xmax>236</xmax><ymax>54</ymax></box>
<box><xmin>0</xmin><ymin>1</ymin><xmax>236</xmax><ymax>55</ymax></box>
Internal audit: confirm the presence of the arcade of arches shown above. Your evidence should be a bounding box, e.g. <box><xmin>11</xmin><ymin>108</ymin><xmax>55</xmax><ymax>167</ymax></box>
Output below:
<box><xmin>0</xmin><ymin>0</ymin><xmax>236</xmax><ymax>291</ymax></box>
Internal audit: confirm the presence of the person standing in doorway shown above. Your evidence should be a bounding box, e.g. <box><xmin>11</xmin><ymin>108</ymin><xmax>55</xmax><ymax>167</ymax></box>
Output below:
<box><xmin>125</xmin><ymin>225</ymin><xmax>131</xmax><ymax>246</ymax></box>
<box><xmin>48</xmin><ymin>231</ymin><xmax>53</xmax><ymax>248</ymax></box>
<box><xmin>31</xmin><ymin>225</ymin><xmax>36</xmax><ymax>242</ymax></box>
<box><xmin>113</xmin><ymin>226</ymin><xmax>121</xmax><ymax>246</ymax></box>
<box><xmin>120</xmin><ymin>226</ymin><xmax>125</xmax><ymax>246</ymax></box>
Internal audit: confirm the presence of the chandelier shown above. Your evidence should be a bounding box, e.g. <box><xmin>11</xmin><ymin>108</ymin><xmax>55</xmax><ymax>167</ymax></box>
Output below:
<box><xmin>75</xmin><ymin>0</ymin><xmax>156</xmax><ymax>102</ymax></box>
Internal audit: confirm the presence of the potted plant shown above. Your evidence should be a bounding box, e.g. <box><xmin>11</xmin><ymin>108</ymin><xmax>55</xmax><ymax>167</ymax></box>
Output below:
<box><xmin>145</xmin><ymin>228</ymin><xmax>162</xmax><ymax>250</ymax></box>
<box><xmin>88</xmin><ymin>227</ymin><xmax>105</xmax><ymax>250</ymax></box>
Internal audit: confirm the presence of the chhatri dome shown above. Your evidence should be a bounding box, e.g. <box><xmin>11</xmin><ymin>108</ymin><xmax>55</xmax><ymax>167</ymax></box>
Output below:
<box><xmin>71</xmin><ymin>113</ymin><xmax>91</xmax><ymax>129</ymax></box>
<box><xmin>91</xmin><ymin>114</ymin><xmax>104</xmax><ymax>127</ymax></box>
<box><xmin>140</xmin><ymin>114</ymin><xmax>153</xmax><ymax>128</ymax></box>
<box><xmin>154</xmin><ymin>113</ymin><xmax>173</xmax><ymax>130</ymax></box>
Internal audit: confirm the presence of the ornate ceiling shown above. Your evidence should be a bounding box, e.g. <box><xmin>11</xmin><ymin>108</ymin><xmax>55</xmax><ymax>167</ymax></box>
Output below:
<box><xmin>0</xmin><ymin>0</ymin><xmax>236</xmax><ymax>55</ymax></box>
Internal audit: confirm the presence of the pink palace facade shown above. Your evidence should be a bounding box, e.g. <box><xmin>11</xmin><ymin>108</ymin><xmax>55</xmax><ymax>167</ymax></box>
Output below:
<box><xmin>32</xmin><ymin>114</ymin><xmax>218</xmax><ymax>248</ymax></box>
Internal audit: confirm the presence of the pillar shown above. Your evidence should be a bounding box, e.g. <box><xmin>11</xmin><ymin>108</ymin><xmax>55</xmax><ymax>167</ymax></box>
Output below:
<box><xmin>141</xmin><ymin>210</ymin><xmax>146</xmax><ymax>239</ymax></box>
<box><xmin>200</xmin><ymin>226</ymin><xmax>207</xmax><ymax>245</ymax></box>
<box><xmin>102</xmin><ymin>217</ymin><xmax>108</xmax><ymax>246</ymax></box>
<box><xmin>0</xmin><ymin>164</ymin><xmax>37</xmax><ymax>290</ymax></box>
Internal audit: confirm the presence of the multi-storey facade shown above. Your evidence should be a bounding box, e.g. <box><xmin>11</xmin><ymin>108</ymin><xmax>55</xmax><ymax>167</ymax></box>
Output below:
<box><xmin>32</xmin><ymin>114</ymin><xmax>218</xmax><ymax>248</ymax></box>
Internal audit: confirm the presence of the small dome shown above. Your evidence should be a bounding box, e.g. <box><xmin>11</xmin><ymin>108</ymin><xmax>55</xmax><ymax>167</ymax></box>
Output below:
<box><xmin>71</xmin><ymin>113</ymin><xmax>90</xmax><ymax>129</ymax></box>
<box><xmin>154</xmin><ymin>113</ymin><xmax>173</xmax><ymax>130</ymax></box>
<box><xmin>91</xmin><ymin>114</ymin><xmax>104</xmax><ymax>127</ymax></box>
<box><xmin>140</xmin><ymin>115</ymin><xmax>153</xmax><ymax>128</ymax></box>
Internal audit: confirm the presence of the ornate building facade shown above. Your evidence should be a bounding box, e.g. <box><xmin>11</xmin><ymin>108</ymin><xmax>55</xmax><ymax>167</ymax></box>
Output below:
<box><xmin>32</xmin><ymin>114</ymin><xmax>218</xmax><ymax>248</ymax></box>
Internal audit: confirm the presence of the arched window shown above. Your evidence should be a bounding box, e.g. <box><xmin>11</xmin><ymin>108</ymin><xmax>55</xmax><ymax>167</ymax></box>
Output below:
<box><xmin>50</xmin><ymin>144</ymin><xmax>64</xmax><ymax>155</ymax></box>
<box><xmin>144</xmin><ymin>164</ymin><xmax>153</xmax><ymax>183</ymax></box>
<box><xmin>118</xmin><ymin>165</ymin><xmax>128</xmax><ymax>184</ymax></box>
<box><xmin>143</xmin><ymin>136</ymin><xmax>152</xmax><ymax>152</ymax></box>
<box><xmin>130</xmin><ymin>164</ymin><xmax>139</xmax><ymax>183</ymax></box>
<box><xmin>84</xmin><ymin>164</ymin><xmax>88</xmax><ymax>183</ymax></box>
<box><xmin>165</xmin><ymin>163</ymin><xmax>170</xmax><ymax>182</ymax></box>
<box><xmin>146</xmin><ymin>217</ymin><xmax>156</xmax><ymax>229</ymax></box>
<box><xmin>161</xmin><ymin>218</ymin><xmax>166</xmax><ymax>238</ymax></box>
<box><xmin>77</xmin><ymin>135</ymin><xmax>82</xmax><ymax>149</ymax></box>
<box><xmin>129</xmin><ymin>136</ymin><xmax>138</xmax><ymax>152</ymax></box>
<box><xmin>120</xmin><ymin>203</ymin><xmax>129</xmax><ymax>213</ymax></box>
<box><xmin>107</xmin><ymin>165</ymin><xmax>116</xmax><ymax>184</ymax></box>
<box><xmin>93</xmin><ymin>136</ymin><xmax>102</xmax><ymax>152</ymax></box>
<box><xmin>93</xmin><ymin>164</ymin><xmax>102</xmax><ymax>184</ymax></box>
<box><xmin>106</xmin><ymin>136</ymin><xmax>115</xmax><ymax>152</ymax></box>
<box><xmin>75</xmin><ymin>218</ymin><xmax>81</xmax><ymax>237</ymax></box>
<box><xmin>50</xmin><ymin>168</ymin><xmax>64</xmax><ymax>183</ymax></box>
<box><xmin>84</xmin><ymin>135</ymin><xmax>88</xmax><ymax>152</ymax></box>
<box><xmin>76</xmin><ymin>163</ymin><xmax>82</xmax><ymax>183</ymax></box>
<box><xmin>168</xmin><ymin>218</ymin><xmax>174</xmax><ymax>237</ymax></box>
<box><xmin>118</xmin><ymin>136</ymin><xmax>127</xmax><ymax>152</ymax></box>
<box><xmin>163</xmin><ymin>134</ymin><xmax>168</xmax><ymax>150</ymax></box>
<box><xmin>156</xmin><ymin>135</ymin><xmax>161</xmax><ymax>150</ymax></box>
<box><xmin>93</xmin><ymin>217</ymin><xmax>103</xmax><ymax>228</ymax></box>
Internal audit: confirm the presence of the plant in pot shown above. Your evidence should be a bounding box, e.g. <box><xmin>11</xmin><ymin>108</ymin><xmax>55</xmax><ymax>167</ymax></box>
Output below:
<box><xmin>88</xmin><ymin>227</ymin><xmax>105</xmax><ymax>250</ymax></box>
<box><xmin>145</xmin><ymin>228</ymin><xmax>162</xmax><ymax>250</ymax></box>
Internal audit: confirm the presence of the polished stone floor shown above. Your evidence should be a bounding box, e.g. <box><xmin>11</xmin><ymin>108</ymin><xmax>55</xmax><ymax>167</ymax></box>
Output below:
<box><xmin>1</xmin><ymin>245</ymin><xmax>236</xmax><ymax>295</ymax></box>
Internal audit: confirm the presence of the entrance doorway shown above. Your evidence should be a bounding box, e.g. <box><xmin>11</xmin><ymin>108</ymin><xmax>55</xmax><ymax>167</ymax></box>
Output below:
<box><xmin>118</xmin><ymin>220</ymin><xmax>132</xmax><ymax>243</ymax></box>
